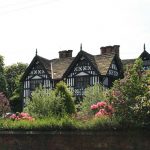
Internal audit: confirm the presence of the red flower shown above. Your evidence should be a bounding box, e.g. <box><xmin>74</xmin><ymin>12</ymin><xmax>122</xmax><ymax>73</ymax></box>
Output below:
<box><xmin>95</xmin><ymin>111</ymin><xmax>103</xmax><ymax>117</ymax></box>
<box><xmin>91</xmin><ymin>104</ymin><xmax>98</xmax><ymax>110</ymax></box>
<box><xmin>10</xmin><ymin>114</ymin><xmax>16</xmax><ymax>120</ymax></box>
<box><xmin>9</xmin><ymin>112</ymin><xmax>34</xmax><ymax>121</ymax></box>
<box><xmin>97</xmin><ymin>101</ymin><xmax>107</xmax><ymax>108</ymax></box>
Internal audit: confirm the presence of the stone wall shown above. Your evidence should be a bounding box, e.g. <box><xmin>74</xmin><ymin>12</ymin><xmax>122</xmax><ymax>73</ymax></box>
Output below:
<box><xmin>0</xmin><ymin>131</ymin><xmax>149</xmax><ymax>150</ymax></box>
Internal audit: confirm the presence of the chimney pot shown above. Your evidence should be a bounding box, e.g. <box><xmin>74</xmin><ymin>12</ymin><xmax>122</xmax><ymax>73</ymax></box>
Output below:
<box><xmin>59</xmin><ymin>50</ymin><xmax>73</xmax><ymax>58</ymax></box>
<box><xmin>100</xmin><ymin>45</ymin><xmax>120</xmax><ymax>56</ymax></box>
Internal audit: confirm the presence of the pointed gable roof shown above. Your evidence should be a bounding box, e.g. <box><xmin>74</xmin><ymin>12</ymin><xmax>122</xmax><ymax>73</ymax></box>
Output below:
<box><xmin>63</xmin><ymin>50</ymin><xmax>118</xmax><ymax>77</ymax></box>
<box><xmin>63</xmin><ymin>50</ymin><xmax>100</xmax><ymax>78</ymax></box>
<box><xmin>21</xmin><ymin>54</ymin><xmax>74</xmax><ymax>81</ymax></box>
<box><xmin>21</xmin><ymin>55</ymin><xmax>52</xmax><ymax>81</ymax></box>
<box><xmin>22</xmin><ymin>48</ymin><xmax>122</xmax><ymax>82</ymax></box>
<box><xmin>139</xmin><ymin>50</ymin><xmax>150</xmax><ymax>60</ymax></box>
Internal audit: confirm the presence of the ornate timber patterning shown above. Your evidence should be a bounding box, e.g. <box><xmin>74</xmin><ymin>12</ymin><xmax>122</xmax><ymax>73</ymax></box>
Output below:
<box><xmin>143</xmin><ymin>60</ymin><xmax>150</xmax><ymax>70</ymax></box>
<box><xmin>108</xmin><ymin>61</ymin><xmax>119</xmax><ymax>77</ymax></box>
<box><xmin>66</xmin><ymin>57</ymin><xmax>100</xmax><ymax>97</ymax></box>
<box><xmin>23</xmin><ymin>61</ymin><xmax>52</xmax><ymax>104</ymax></box>
<box><xmin>21</xmin><ymin>45</ymin><xmax>150</xmax><ymax>106</ymax></box>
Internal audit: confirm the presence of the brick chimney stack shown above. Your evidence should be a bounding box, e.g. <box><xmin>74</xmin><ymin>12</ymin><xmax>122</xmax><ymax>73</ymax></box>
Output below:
<box><xmin>59</xmin><ymin>50</ymin><xmax>73</xmax><ymax>59</ymax></box>
<box><xmin>100</xmin><ymin>45</ymin><xmax>120</xmax><ymax>56</ymax></box>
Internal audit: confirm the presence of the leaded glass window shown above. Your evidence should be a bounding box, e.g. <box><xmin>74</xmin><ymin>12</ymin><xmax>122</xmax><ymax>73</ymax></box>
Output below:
<box><xmin>74</xmin><ymin>76</ymin><xmax>90</xmax><ymax>89</ymax></box>
<box><xmin>30</xmin><ymin>76</ymin><xmax>43</xmax><ymax>91</ymax></box>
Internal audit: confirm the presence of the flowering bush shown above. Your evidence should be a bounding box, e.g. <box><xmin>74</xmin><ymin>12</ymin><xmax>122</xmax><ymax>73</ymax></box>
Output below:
<box><xmin>108</xmin><ymin>59</ymin><xmax>150</xmax><ymax>124</ymax></box>
<box><xmin>81</xmin><ymin>84</ymin><xmax>106</xmax><ymax>115</ymax></box>
<box><xmin>91</xmin><ymin>101</ymin><xmax>113</xmax><ymax>118</ymax></box>
<box><xmin>9</xmin><ymin>112</ymin><xmax>34</xmax><ymax>121</ymax></box>
<box><xmin>0</xmin><ymin>92</ymin><xmax>10</xmax><ymax>117</ymax></box>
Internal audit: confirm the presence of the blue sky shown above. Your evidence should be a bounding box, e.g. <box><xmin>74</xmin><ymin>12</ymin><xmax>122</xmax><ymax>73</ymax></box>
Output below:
<box><xmin>0</xmin><ymin>0</ymin><xmax>150</xmax><ymax>65</ymax></box>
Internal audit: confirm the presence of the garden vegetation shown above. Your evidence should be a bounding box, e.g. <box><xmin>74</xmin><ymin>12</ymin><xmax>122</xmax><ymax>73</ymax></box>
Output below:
<box><xmin>0</xmin><ymin>58</ymin><xmax>150</xmax><ymax>131</ymax></box>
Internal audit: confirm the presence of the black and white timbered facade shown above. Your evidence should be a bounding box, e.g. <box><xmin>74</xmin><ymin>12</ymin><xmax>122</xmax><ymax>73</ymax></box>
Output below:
<box><xmin>139</xmin><ymin>44</ymin><xmax>150</xmax><ymax>70</ymax></box>
<box><xmin>22</xmin><ymin>56</ymin><xmax>53</xmax><ymax>104</ymax></box>
<box><xmin>21</xmin><ymin>44</ymin><xmax>150</xmax><ymax>106</ymax></box>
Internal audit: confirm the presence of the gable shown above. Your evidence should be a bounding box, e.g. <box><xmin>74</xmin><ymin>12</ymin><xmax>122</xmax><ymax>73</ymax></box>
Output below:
<box><xmin>107</xmin><ymin>55</ymin><xmax>124</xmax><ymax>78</ymax></box>
<box><xmin>63</xmin><ymin>50</ymin><xmax>100</xmax><ymax>78</ymax></box>
<box><xmin>139</xmin><ymin>50</ymin><xmax>150</xmax><ymax>70</ymax></box>
<box><xmin>107</xmin><ymin>60</ymin><xmax>119</xmax><ymax>77</ymax></box>
<box><xmin>29</xmin><ymin>63</ymin><xmax>44</xmax><ymax>76</ymax></box>
<box><xmin>21</xmin><ymin>56</ymin><xmax>51</xmax><ymax>82</ymax></box>
<box><xmin>139</xmin><ymin>50</ymin><xmax>150</xmax><ymax>61</ymax></box>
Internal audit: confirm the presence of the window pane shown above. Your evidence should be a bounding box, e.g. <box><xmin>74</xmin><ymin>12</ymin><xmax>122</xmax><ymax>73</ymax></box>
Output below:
<box><xmin>30</xmin><ymin>79</ymin><xmax>43</xmax><ymax>91</ymax></box>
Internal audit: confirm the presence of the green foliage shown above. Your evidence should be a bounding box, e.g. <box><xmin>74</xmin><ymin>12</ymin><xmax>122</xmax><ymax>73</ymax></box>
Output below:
<box><xmin>9</xmin><ymin>92</ymin><xmax>23</xmax><ymax>113</ymax></box>
<box><xmin>85</xmin><ymin>116</ymin><xmax>120</xmax><ymax>130</ymax></box>
<box><xmin>0</xmin><ymin>116</ymin><xmax>122</xmax><ymax>131</ymax></box>
<box><xmin>110</xmin><ymin>59</ymin><xmax>150</xmax><ymax>125</ymax></box>
<box><xmin>55</xmin><ymin>81</ymin><xmax>75</xmax><ymax>115</ymax></box>
<box><xmin>81</xmin><ymin>84</ymin><xmax>106</xmax><ymax>115</ymax></box>
<box><xmin>24</xmin><ymin>82</ymin><xmax>75</xmax><ymax>118</ymax></box>
<box><xmin>0</xmin><ymin>55</ymin><xmax>6</xmax><ymax>94</ymax></box>
<box><xmin>5</xmin><ymin>63</ymin><xmax>27</xmax><ymax>112</ymax></box>
<box><xmin>5</xmin><ymin>63</ymin><xmax>27</xmax><ymax>98</ymax></box>
<box><xmin>24</xmin><ymin>87</ymin><xmax>58</xmax><ymax>118</ymax></box>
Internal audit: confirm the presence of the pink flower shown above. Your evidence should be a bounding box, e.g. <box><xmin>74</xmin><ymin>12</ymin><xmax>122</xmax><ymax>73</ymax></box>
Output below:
<box><xmin>99</xmin><ymin>109</ymin><xmax>108</xmax><ymax>115</ymax></box>
<box><xmin>95</xmin><ymin>109</ymin><xmax>107</xmax><ymax>117</ymax></box>
<box><xmin>10</xmin><ymin>114</ymin><xmax>16</xmax><ymax>120</ymax></box>
<box><xmin>15</xmin><ymin>116</ymin><xmax>21</xmax><ymax>121</ymax></box>
<box><xmin>97</xmin><ymin>101</ymin><xmax>107</xmax><ymax>108</ymax></box>
<box><xmin>9</xmin><ymin>112</ymin><xmax>35</xmax><ymax>121</ymax></box>
<box><xmin>107</xmin><ymin>105</ymin><xmax>113</xmax><ymax>112</ymax></box>
<box><xmin>20</xmin><ymin>112</ymin><xmax>30</xmax><ymax>118</ymax></box>
<box><xmin>91</xmin><ymin>104</ymin><xmax>98</xmax><ymax>110</ymax></box>
<box><xmin>95</xmin><ymin>111</ymin><xmax>103</xmax><ymax>117</ymax></box>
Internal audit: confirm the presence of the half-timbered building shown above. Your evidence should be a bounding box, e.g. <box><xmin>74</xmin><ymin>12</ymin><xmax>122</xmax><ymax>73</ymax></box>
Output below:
<box><xmin>21</xmin><ymin>45</ymin><xmax>124</xmax><ymax>105</ymax></box>
<box><xmin>21</xmin><ymin>44</ymin><xmax>150</xmax><ymax>106</ymax></box>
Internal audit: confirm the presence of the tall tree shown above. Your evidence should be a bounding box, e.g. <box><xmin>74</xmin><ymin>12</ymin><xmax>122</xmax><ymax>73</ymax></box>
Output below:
<box><xmin>0</xmin><ymin>55</ymin><xmax>7</xmax><ymax>94</ymax></box>
<box><xmin>5</xmin><ymin>63</ymin><xmax>27</xmax><ymax>112</ymax></box>
<box><xmin>5</xmin><ymin>62</ymin><xmax>27</xmax><ymax>98</ymax></box>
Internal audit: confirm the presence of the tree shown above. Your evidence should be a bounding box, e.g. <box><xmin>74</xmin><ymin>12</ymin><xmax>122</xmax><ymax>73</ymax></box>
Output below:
<box><xmin>5</xmin><ymin>63</ymin><xmax>27</xmax><ymax>112</ymax></box>
<box><xmin>0</xmin><ymin>55</ymin><xmax>7</xmax><ymax>94</ymax></box>
<box><xmin>5</xmin><ymin>63</ymin><xmax>27</xmax><ymax>98</ymax></box>
<box><xmin>55</xmin><ymin>81</ymin><xmax>75</xmax><ymax>115</ymax></box>
<box><xmin>110</xmin><ymin>59</ymin><xmax>150</xmax><ymax>125</ymax></box>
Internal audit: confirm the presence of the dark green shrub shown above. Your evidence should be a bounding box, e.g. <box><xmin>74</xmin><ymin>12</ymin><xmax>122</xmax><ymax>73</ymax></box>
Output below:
<box><xmin>9</xmin><ymin>94</ymin><xmax>22</xmax><ymax>113</ymax></box>
<box><xmin>55</xmin><ymin>81</ymin><xmax>75</xmax><ymax>115</ymax></box>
